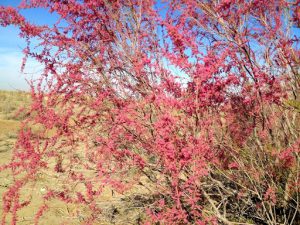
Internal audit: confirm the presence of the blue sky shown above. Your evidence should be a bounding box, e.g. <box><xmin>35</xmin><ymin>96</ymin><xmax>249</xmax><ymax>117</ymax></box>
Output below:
<box><xmin>0</xmin><ymin>0</ymin><xmax>58</xmax><ymax>90</ymax></box>
<box><xmin>1</xmin><ymin>1</ymin><xmax>300</xmax><ymax>90</ymax></box>
<box><xmin>0</xmin><ymin>0</ymin><xmax>26</xmax><ymax>90</ymax></box>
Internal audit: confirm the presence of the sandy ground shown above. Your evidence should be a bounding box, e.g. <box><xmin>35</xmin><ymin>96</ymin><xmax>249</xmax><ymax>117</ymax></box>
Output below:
<box><xmin>0</xmin><ymin>119</ymin><xmax>149</xmax><ymax>225</ymax></box>
<box><xmin>0</xmin><ymin>124</ymin><xmax>147</xmax><ymax>225</ymax></box>
<box><xmin>0</xmin><ymin>92</ymin><xmax>148</xmax><ymax>224</ymax></box>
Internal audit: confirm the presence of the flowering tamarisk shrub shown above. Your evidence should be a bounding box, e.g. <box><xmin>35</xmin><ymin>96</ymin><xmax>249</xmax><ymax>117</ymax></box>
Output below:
<box><xmin>1</xmin><ymin>0</ymin><xmax>300</xmax><ymax>224</ymax></box>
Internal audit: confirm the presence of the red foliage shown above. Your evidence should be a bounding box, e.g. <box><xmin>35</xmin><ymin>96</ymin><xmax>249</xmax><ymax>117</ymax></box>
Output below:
<box><xmin>0</xmin><ymin>0</ymin><xmax>300</xmax><ymax>224</ymax></box>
